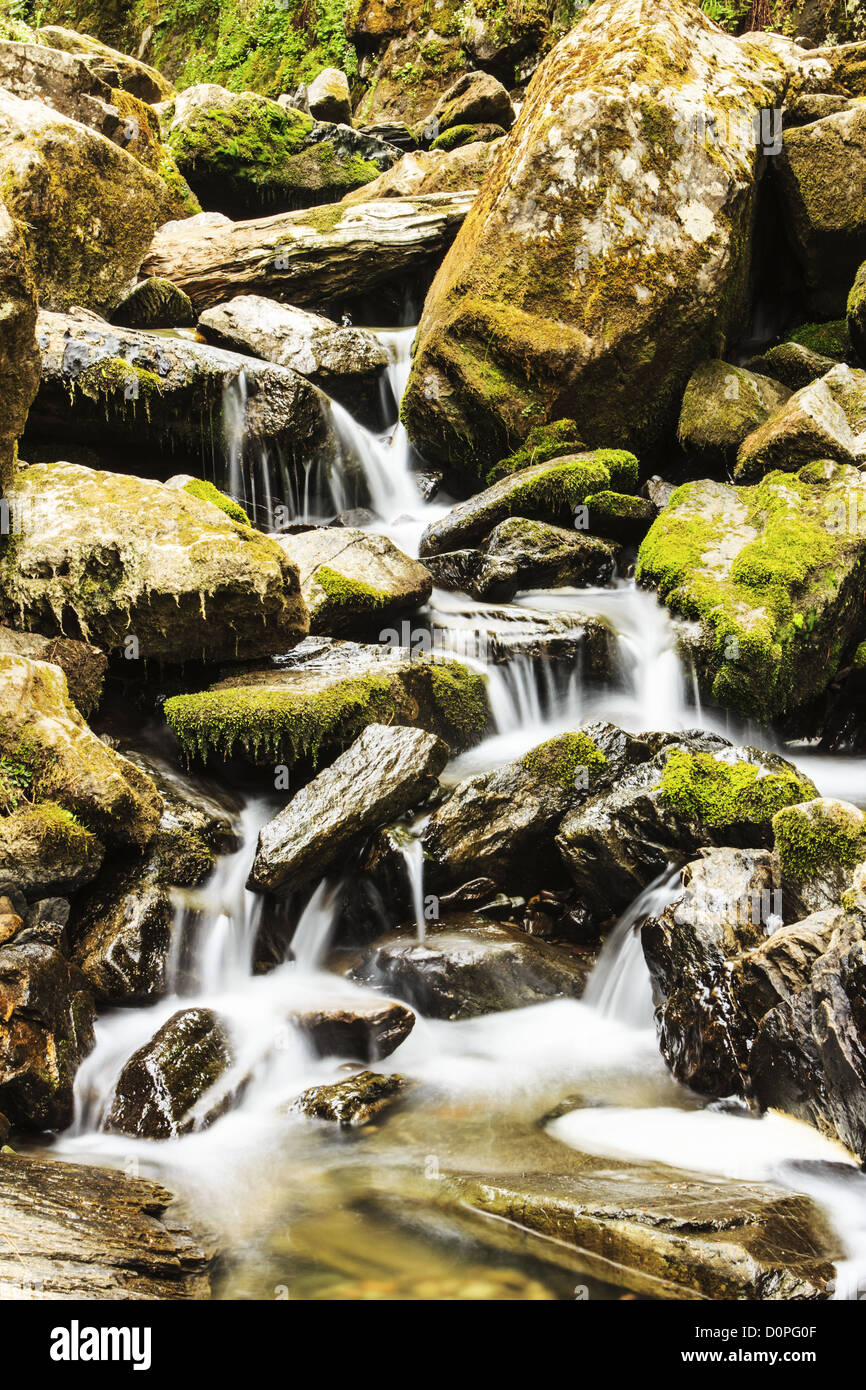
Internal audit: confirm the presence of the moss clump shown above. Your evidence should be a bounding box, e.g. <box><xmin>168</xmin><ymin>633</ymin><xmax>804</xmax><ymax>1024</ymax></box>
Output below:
<box><xmin>521</xmin><ymin>731</ymin><xmax>606</xmax><ymax>789</ymax></box>
<box><xmin>773</xmin><ymin>800</ymin><xmax>866</xmax><ymax>881</ymax></box>
<box><xmin>487</xmin><ymin>418</ymin><xmax>587</xmax><ymax>483</ymax></box>
<box><xmin>427</xmin><ymin>660</ymin><xmax>488</xmax><ymax>736</ymax></box>
<box><xmin>430</xmin><ymin>123</ymin><xmax>504</xmax><ymax>151</ymax></box>
<box><xmin>658</xmin><ymin>749</ymin><xmax>816</xmax><ymax>828</ymax></box>
<box><xmin>4</xmin><ymin>800</ymin><xmax>97</xmax><ymax>855</ymax></box>
<box><xmin>507</xmin><ymin>454</ymin><xmax>616</xmax><ymax>516</ymax></box>
<box><xmin>585</xmin><ymin>490</ymin><xmax>655</xmax><ymax>541</ymax></box>
<box><xmin>183</xmin><ymin>478</ymin><xmax>250</xmax><ymax>526</ymax></box>
<box><xmin>315</xmin><ymin>565</ymin><xmax>391</xmax><ymax>609</ymax></box>
<box><xmin>75</xmin><ymin>357</ymin><xmax>164</xmax><ymax>411</ymax></box>
<box><xmin>789</xmin><ymin>320</ymin><xmax>850</xmax><ymax>360</ymax></box>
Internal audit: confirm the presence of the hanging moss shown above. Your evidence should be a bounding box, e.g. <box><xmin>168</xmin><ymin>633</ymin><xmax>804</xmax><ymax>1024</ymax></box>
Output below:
<box><xmin>658</xmin><ymin>749</ymin><xmax>816</xmax><ymax>828</ymax></box>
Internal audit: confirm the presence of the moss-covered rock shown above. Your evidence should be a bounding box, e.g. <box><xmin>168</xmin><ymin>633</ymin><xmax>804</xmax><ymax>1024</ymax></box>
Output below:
<box><xmin>677</xmin><ymin>360</ymin><xmax>791</xmax><ymax>469</ymax></box>
<box><xmin>419</xmin><ymin>450</ymin><xmax>638</xmax><ymax>556</ymax></box>
<box><xmin>402</xmin><ymin>0</ymin><xmax>796</xmax><ymax>484</ymax></box>
<box><xmin>167</xmin><ymin>89</ymin><xmax>394</xmax><ymax>216</ymax></box>
<box><xmin>847</xmin><ymin>259</ymin><xmax>866</xmax><ymax>362</ymax></box>
<box><xmin>0</xmin><ymin>628</ymin><xmax>106</xmax><ymax>718</ymax></box>
<box><xmin>307</xmin><ymin>66</ymin><xmax>352</xmax><ymax>124</ymax></box>
<box><xmin>176</xmin><ymin>477</ymin><xmax>250</xmax><ymax>526</ymax></box>
<box><xmin>0</xmin><ymin>202</ymin><xmax>39</xmax><ymax>494</ymax></box>
<box><xmin>0</xmin><ymin>461</ymin><xmax>309</xmax><ymax>664</ymax></box>
<box><xmin>486</xmin><ymin>418</ymin><xmax>587</xmax><ymax>483</ymax></box>
<box><xmin>164</xmin><ymin>635</ymin><xmax>488</xmax><ymax>767</ymax></box>
<box><xmin>469</xmin><ymin>516</ymin><xmax>617</xmax><ymax>601</ymax></box>
<box><xmin>0</xmin><ymin>802</ymin><xmax>103</xmax><ymax>897</ymax></box>
<box><xmin>636</xmin><ymin>464</ymin><xmax>866</xmax><ymax>721</ymax></box>
<box><xmin>36</xmin><ymin>24</ymin><xmax>175</xmax><ymax>103</ymax></box>
<box><xmin>789</xmin><ymin>320</ymin><xmax>850</xmax><ymax>360</ymax></box>
<box><xmin>277</xmin><ymin>527</ymin><xmax>432</xmax><ymax>637</ymax></box>
<box><xmin>584</xmin><ymin>491</ymin><xmax>656</xmax><ymax>544</ymax></box>
<box><xmin>746</xmin><ymin>340</ymin><xmax>840</xmax><ymax>392</ymax></box>
<box><xmin>341</xmin><ymin>137</ymin><xmax>501</xmax><ymax>203</ymax></box>
<box><xmin>0</xmin><ymin>653</ymin><xmax>162</xmax><ymax>852</ymax></box>
<box><xmin>429</xmin><ymin>121</ymin><xmax>505</xmax><ymax>150</ymax></box>
<box><xmin>773</xmin><ymin>797</ymin><xmax>866</xmax><ymax>918</ymax></box>
<box><xmin>0</xmin><ymin>87</ymin><xmax>180</xmax><ymax>315</ymax></box>
<box><xmin>427</xmin><ymin>70</ymin><xmax>514</xmax><ymax>135</ymax></box>
<box><xmin>734</xmin><ymin>365</ymin><xmax>865</xmax><ymax>482</ymax></box>
<box><xmin>109</xmin><ymin>276</ymin><xmax>195</xmax><ymax>329</ymax></box>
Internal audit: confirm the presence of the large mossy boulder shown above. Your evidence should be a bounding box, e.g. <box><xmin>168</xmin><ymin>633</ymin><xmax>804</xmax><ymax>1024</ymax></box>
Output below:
<box><xmin>0</xmin><ymin>203</ymin><xmax>40</xmax><ymax>494</ymax></box>
<box><xmin>277</xmin><ymin>527</ymin><xmax>432</xmax><ymax>636</ymax></box>
<box><xmin>0</xmin><ymin>653</ymin><xmax>162</xmax><ymax>854</ymax></box>
<box><xmin>164</xmin><ymin>636</ymin><xmax>489</xmax><ymax>768</ymax></box>
<box><xmin>0</xmin><ymin>88</ymin><xmax>185</xmax><ymax>315</ymax></box>
<box><xmin>418</xmin><ymin>450</ymin><xmax>638</xmax><ymax>556</ymax></box>
<box><xmin>401</xmin><ymin>0</ymin><xmax>801</xmax><ymax>485</ymax></box>
<box><xmin>677</xmin><ymin>360</ymin><xmax>791</xmax><ymax>469</ymax></box>
<box><xmin>427</xmin><ymin>70</ymin><xmax>515</xmax><ymax>136</ymax></box>
<box><xmin>142</xmin><ymin>191</ymin><xmax>474</xmax><ymax>313</ymax></box>
<box><xmin>0</xmin><ymin>803</ymin><xmax>104</xmax><ymax>898</ymax></box>
<box><xmin>636</xmin><ymin>464</ymin><xmax>866</xmax><ymax>721</ymax></box>
<box><xmin>36</xmin><ymin>25</ymin><xmax>175</xmax><ymax>104</ymax></box>
<box><xmin>167</xmin><ymin>89</ymin><xmax>396</xmax><ymax>216</ymax></box>
<box><xmin>734</xmin><ymin>366</ymin><xmax>865</xmax><ymax>482</ymax></box>
<box><xmin>27</xmin><ymin>308</ymin><xmax>333</xmax><ymax>477</ymax></box>
<box><xmin>0</xmin><ymin>462</ymin><xmax>310</xmax><ymax>664</ymax></box>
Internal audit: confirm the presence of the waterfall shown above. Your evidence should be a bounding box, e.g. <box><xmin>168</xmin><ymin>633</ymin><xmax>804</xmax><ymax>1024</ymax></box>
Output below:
<box><xmin>583</xmin><ymin>867</ymin><xmax>682</xmax><ymax>1028</ymax></box>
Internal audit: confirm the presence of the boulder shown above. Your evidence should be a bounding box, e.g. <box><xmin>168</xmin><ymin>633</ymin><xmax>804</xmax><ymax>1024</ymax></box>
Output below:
<box><xmin>418</xmin><ymin>451</ymin><xmax>638</xmax><ymax>555</ymax></box>
<box><xmin>428</xmin><ymin>70</ymin><xmax>515</xmax><ymax>136</ymax></box>
<box><xmin>164</xmin><ymin>636</ymin><xmax>489</xmax><ymax>767</ymax></box>
<box><xmin>341</xmin><ymin>140</ymin><xmax>502</xmax><ymax>203</ymax></box>
<box><xmin>466</xmin><ymin>518</ymin><xmax>617</xmax><ymax>602</ymax></box>
<box><xmin>292</xmin><ymin>1070</ymin><xmax>406</xmax><ymax>1127</ymax></box>
<box><xmin>0</xmin><ymin>941</ymin><xmax>94</xmax><ymax>1129</ymax></box>
<box><xmin>106</xmin><ymin>1006</ymin><xmax>233</xmax><ymax>1139</ymax></box>
<box><xmin>36</xmin><ymin>26</ymin><xmax>175</xmax><ymax>104</ymax></box>
<box><xmin>402</xmin><ymin>0</ymin><xmax>802</xmax><ymax>483</ymax></box>
<box><xmin>734</xmin><ymin>369</ymin><xmax>862</xmax><ymax>481</ymax></box>
<box><xmin>847</xmin><ymin>257</ymin><xmax>866</xmax><ymax>361</ymax></box>
<box><xmin>27</xmin><ymin>307</ymin><xmax>332</xmax><ymax>483</ymax></box>
<box><xmin>772</xmin><ymin>797</ymin><xmax>866</xmax><ymax>920</ymax></box>
<box><xmin>746</xmin><ymin>340</ymin><xmax>839</xmax><ymax>392</ymax></box>
<box><xmin>771</xmin><ymin>103</ymin><xmax>866</xmax><ymax>316</ymax></box>
<box><xmin>582</xmin><ymin>491</ymin><xmax>656</xmax><ymax>544</ymax></box>
<box><xmin>0</xmin><ymin>88</ymin><xmax>179</xmax><ymax>314</ymax></box>
<box><xmin>0</xmin><ymin>461</ymin><xmax>309</xmax><ymax>664</ymax></box>
<box><xmin>0</xmin><ymin>204</ymin><xmax>40</xmax><ymax>494</ymax></box>
<box><xmin>291</xmin><ymin>995</ymin><xmax>415</xmax><ymax>1060</ymax></box>
<box><xmin>422</xmin><ymin>728</ymin><xmax>612</xmax><ymax>892</ymax></box>
<box><xmin>249</xmin><ymin>723</ymin><xmax>448</xmax><ymax>895</ymax></box>
<box><xmin>196</xmin><ymin>294</ymin><xmax>388</xmax><ymax>422</ymax></box>
<box><xmin>430</xmin><ymin>121</ymin><xmax>506</xmax><ymax>151</ymax></box>
<box><xmin>677</xmin><ymin>360</ymin><xmax>791</xmax><ymax>468</ymax></box>
<box><xmin>141</xmin><ymin>191</ymin><xmax>474</xmax><ymax>313</ymax></box>
<box><xmin>349</xmin><ymin>916</ymin><xmax>595</xmax><ymax>1018</ymax></box>
<box><xmin>307</xmin><ymin>67</ymin><xmax>352</xmax><ymax>125</ymax></box>
<box><xmin>276</xmin><ymin>527</ymin><xmax>432</xmax><ymax>636</ymax></box>
<box><xmin>110</xmin><ymin>276</ymin><xmax>195</xmax><ymax>328</ymax></box>
<box><xmin>0</xmin><ymin>654</ymin><xmax>161</xmax><ymax>852</ymax></box>
<box><xmin>556</xmin><ymin>739</ymin><xmax>817</xmax><ymax>920</ymax></box>
<box><xmin>167</xmin><ymin>89</ymin><xmax>396</xmax><ymax>216</ymax></box>
<box><xmin>0</xmin><ymin>628</ymin><xmax>106</xmax><ymax>716</ymax></box>
<box><xmin>636</xmin><ymin>464</ymin><xmax>866</xmax><ymax>720</ymax></box>
<box><xmin>0</xmin><ymin>39</ymin><xmax>125</xmax><ymax>140</ymax></box>
<box><xmin>0</xmin><ymin>804</ymin><xmax>103</xmax><ymax>898</ymax></box>
<box><xmin>0</xmin><ymin>1150</ymin><xmax>213</xmax><ymax>1298</ymax></box>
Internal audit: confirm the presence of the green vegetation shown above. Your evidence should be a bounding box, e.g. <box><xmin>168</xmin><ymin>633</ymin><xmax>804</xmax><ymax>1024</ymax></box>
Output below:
<box><xmin>315</xmin><ymin>565</ymin><xmax>391</xmax><ymax>610</ymax></box>
<box><xmin>659</xmin><ymin>749</ymin><xmax>816</xmax><ymax>827</ymax></box>
<box><xmin>183</xmin><ymin>478</ymin><xmax>250</xmax><ymax>526</ymax></box>
<box><xmin>773</xmin><ymin>799</ymin><xmax>866</xmax><ymax>880</ymax></box>
<box><xmin>521</xmin><ymin>731</ymin><xmax>606</xmax><ymax>789</ymax></box>
<box><xmin>487</xmin><ymin>418</ymin><xmax>587</xmax><ymax>482</ymax></box>
<box><xmin>789</xmin><ymin>320</ymin><xmax>850</xmax><ymax>360</ymax></box>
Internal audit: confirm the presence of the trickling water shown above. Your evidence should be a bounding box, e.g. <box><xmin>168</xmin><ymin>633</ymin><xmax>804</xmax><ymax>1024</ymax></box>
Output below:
<box><xmin>583</xmin><ymin>868</ymin><xmax>682</xmax><ymax>1028</ymax></box>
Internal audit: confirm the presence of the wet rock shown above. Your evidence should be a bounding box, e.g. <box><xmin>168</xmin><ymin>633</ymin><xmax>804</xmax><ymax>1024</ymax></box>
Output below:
<box><xmin>0</xmin><ymin>654</ymin><xmax>161</xmax><ymax>852</ymax></box>
<box><xmin>469</xmin><ymin>518</ymin><xmax>617</xmax><ymax>602</ymax></box>
<box><xmin>423</xmin><ymin>549</ymin><xmax>483</xmax><ymax>593</ymax></box>
<box><xmin>771</xmin><ymin>103</ymin><xmax>866</xmax><ymax>316</ymax></box>
<box><xmin>583</xmin><ymin>491</ymin><xmax>656</xmax><ymax>545</ymax></box>
<box><xmin>402</xmin><ymin>0</ymin><xmax>804</xmax><ymax>482</ymax></box>
<box><xmin>27</xmin><ymin>307</ymin><xmax>333</xmax><ymax>480</ymax></box>
<box><xmin>428</xmin><ymin>70</ymin><xmax>515</xmax><ymax>135</ymax></box>
<box><xmin>164</xmin><ymin>636</ymin><xmax>489</xmax><ymax>768</ymax></box>
<box><xmin>0</xmin><ymin>1151</ymin><xmax>214</xmax><ymax>1298</ymax></box>
<box><xmin>430</xmin><ymin>121</ymin><xmax>506</xmax><ymax>151</ymax></box>
<box><xmin>0</xmin><ymin>941</ymin><xmax>94</xmax><ymax>1130</ymax></box>
<box><xmin>277</xmin><ymin>527</ymin><xmax>432</xmax><ymax>637</ymax></box>
<box><xmin>0</xmin><ymin>628</ymin><xmax>106</xmax><ymax>717</ymax></box>
<box><xmin>557</xmin><ymin>740</ymin><xmax>817</xmax><ymax>920</ymax></box>
<box><xmin>0</xmin><ymin>804</ymin><xmax>104</xmax><ymax>898</ymax></box>
<box><xmin>15</xmin><ymin>896</ymin><xmax>70</xmax><ymax>950</ymax></box>
<box><xmin>677</xmin><ymin>359</ymin><xmax>791</xmax><ymax>469</ymax></box>
<box><xmin>342</xmin><ymin>140</ymin><xmax>501</xmax><ymax>203</ymax></box>
<box><xmin>349</xmin><ymin>916</ymin><xmax>595</xmax><ymax>1018</ymax></box>
<box><xmin>197</xmin><ymin>295</ymin><xmax>388</xmax><ymax>423</ymax></box>
<box><xmin>292</xmin><ymin>995</ymin><xmax>415</xmax><ymax>1060</ymax></box>
<box><xmin>292</xmin><ymin>1070</ymin><xmax>406</xmax><ymax>1126</ymax></box>
<box><xmin>419</xmin><ymin>451</ymin><xmax>638</xmax><ymax>555</ymax></box>
<box><xmin>109</xmin><ymin>276</ymin><xmax>195</xmax><ymax>328</ymax></box>
<box><xmin>106</xmin><ymin>1006</ymin><xmax>233</xmax><ymax>1139</ymax></box>
<box><xmin>637</xmin><ymin>464</ymin><xmax>866</xmax><ymax>721</ymax></box>
<box><xmin>422</xmin><ymin>728</ymin><xmax>613</xmax><ymax>893</ymax></box>
<box><xmin>0</xmin><ymin>898</ymin><xmax>23</xmax><ymax>948</ymax></box>
<box><xmin>141</xmin><ymin>192</ymin><xmax>474</xmax><ymax>313</ymax></box>
<box><xmin>249</xmin><ymin>723</ymin><xmax>448</xmax><ymax>895</ymax></box>
<box><xmin>772</xmin><ymin>797</ymin><xmax>866</xmax><ymax>920</ymax></box>
<box><xmin>167</xmin><ymin>88</ymin><xmax>396</xmax><ymax>216</ymax></box>
<box><xmin>36</xmin><ymin>25</ymin><xmax>175</xmax><ymax>104</ymax></box>
<box><xmin>307</xmin><ymin>67</ymin><xmax>352</xmax><ymax>125</ymax></box>
<box><xmin>734</xmin><ymin>369</ymin><xmax>861</xmax><ymax>481</ymax></box>
<box><xmin>0</xmin><ymin>461</ymin><xmax>309</xmax><ymax>664</ymax></box>
<box><xmin>0</xmin><ymin>88</ymin><xmax>180</xmax><ymax>315</ymax></box>
<box><xmin>0</xmin><ymin>203</ymin><xmax>40</xmax><ymax>493</ymax></box>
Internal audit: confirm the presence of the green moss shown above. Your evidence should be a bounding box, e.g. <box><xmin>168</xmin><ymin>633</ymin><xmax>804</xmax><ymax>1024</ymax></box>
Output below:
<box><xmin>507</xmin><ymin>454</ymin><xmax>615</xmax><ymax>515</ymax></box>
<box><xmin>426</xmin><ymin>660</ymin><xmax>488</xmax><ymax>735</ymax></box>
<box><xmin>183</xmin><ymin>478</ymin><xmax>250</xmax><ymax>526</ymax></box>
<box><xmin>431</xmin><ymin>123</ymin><xmax>502</xmax><ymax>151</ymax></box>
<box><xmin>789</xmin><ymin>320</ymin><xmax>850</xmax><ymax>360</ymax></box>
<box><xmin>75</xmin><ymin>357</ymin><xmax>164</xmax><ymax>410</ymax></box>
<box><xmin>520</xmin><ymin>731</ymin><xmax>606</xmax><ymax>789</ymax></box>
<box><xmin>773</xmin><ymin>801</ymin><xmax>866</xmax><ymax>880</ymax></box>
<box><xmin>658</xmin><ymin>749</ymin><xmax>816</xmax><ymax>828</ymax></box>
<box><xmin>9</xmin><ymin>800</ymin><xmax>96</xmax><ymax>853</ymax></box>
<box><xmin>487</xmin><ymin>418</ymin><xmax>587</xmax><ymax>483</ymax></box>
<box><xmin>315</xmin><ymin>565</ymin><xmax>390</xmax><ymax>609</ymax></box>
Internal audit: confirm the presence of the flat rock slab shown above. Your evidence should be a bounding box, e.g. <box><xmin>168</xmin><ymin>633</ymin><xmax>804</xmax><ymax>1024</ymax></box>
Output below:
<box><xmin>0</xmin><ymin>1151</ymin><xmax>214</xmax><ymax>1299</ymax></box>
<box><xmin>141</xmin><ymin>193</ymin><xmax>475</xmax><ymax>312</ymax></box>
